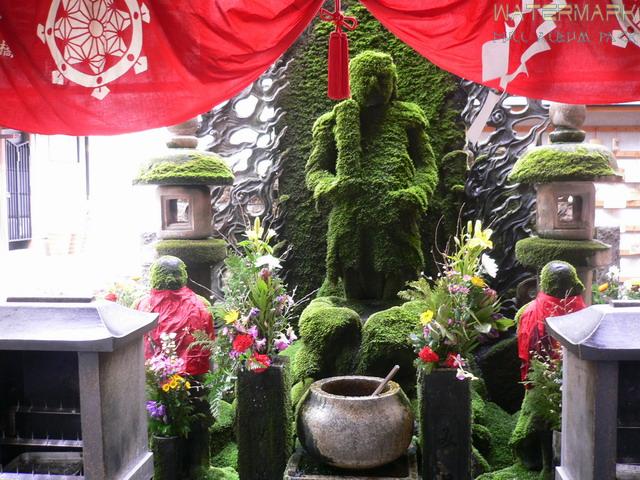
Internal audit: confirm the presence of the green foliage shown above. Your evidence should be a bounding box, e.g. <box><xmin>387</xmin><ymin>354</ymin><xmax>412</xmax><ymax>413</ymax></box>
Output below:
<box><xmin>539</xmin><ymin>260</ymin><xmax>584</xmax><ymax>298</ymax></box>
<box><xmin>515</xmin><ymin>237</ymin><xmax>610</xmax><ymax>269</ymax></box>
<box><xmin>134</xmin><ymin>150</ymin><xmax>234</xmax><ymax>185</ymax></box>
<box><xmin>210</xmin><ymin>400</ymin><xmax>236</xmax><ymax>462</ymax></box>
<box><xmin>149</xmin><ymin>255</ymin><xmax>188</xmax><ymax>291</ymax></box>
<box><xmin>211</xmin><ymin>442</ymin><xmax>238</xmax><ymax>470</ymax></box>
<box><xmin>508</xmin><ymin>145</ymin><xmax>616</xmax><ymax>184</ymax></box>
<box><xmin>155</xmin><ymin>239</ymin><xmax>227</xmax><ymax>266</ymax></box>
<box><xmin>292</xmin><ymin>297</ymin><xmax>362</xmax><ymax>382</ymax></box>
<box><xmin>278</xmin><ymin>4</ymin><xmax>466</xmax><ymax>299</ymax></box>
<box><xmin>306</xmin><ymin>50</ymin><xmax>439</xmax><ymax>299</ymax></box>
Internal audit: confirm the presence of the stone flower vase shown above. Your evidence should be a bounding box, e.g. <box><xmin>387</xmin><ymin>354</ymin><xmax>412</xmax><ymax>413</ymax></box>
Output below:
<box><xmin>419</xmin><ymin>368</ymin><xmax>472</xmax><ymax>480</ymax></box>
<box><xmin>237</xmin><ymin>356</ymin><xmax>292</xmax><ymax>480</ymax></box>
<box><xmin>297</xmin><ymin>376</ymin><xmax>414</xmax><ymax>469</ymax></box>
<box><xmin>152</xmin><ymin>435</ymin><xmax>184</xmax><ymax>480</ymax></box>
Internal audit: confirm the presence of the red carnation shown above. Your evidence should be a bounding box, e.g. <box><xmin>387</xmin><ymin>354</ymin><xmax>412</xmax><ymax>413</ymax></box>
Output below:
<box><xmin>444</xmin><ymin>353</ymin><xmax>461</xmax><ymax>368</ymax></box>
<box><xmin>232</xmin><ymin>334</ymin><xmax>254</xmax><ymax>354</ymax></box>
<box><xmin>250</xmin><ymin>353</ymin><xmax>271</xmax><ymax>373</ymax></box>
<box><xmin>104</xmin><ymin>292</ymin><xmax>118</xmax><ymax>302</ymax></box>
<box><xmin>418</xmin><ymin>346</ymin><xmax>439</xmax><ymax>364</ymax></box>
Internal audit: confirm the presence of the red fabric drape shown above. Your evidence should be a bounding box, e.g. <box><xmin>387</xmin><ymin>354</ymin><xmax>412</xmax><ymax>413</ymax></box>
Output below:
<box><xmin>0</xmin><ymin>0</ymin><xmax>323</xmax><ymax>135</ymax></box>
<box><xmin>4</xmin><ymin>1</ymin><xmax>640</xmax><ymax>135</ymax></box>
<box><xmin>137</xmin><ymin>286</ymin><xmax>214</xmax><ymax>376</ymax></box>
<box><xmin>517</xmin><ymin>291</ymin><xmax>586</xmax><ymax>381</ymax></box>
<box><xmin>361</xmin><ymin>0</ymin><xmax>640</xmax><ymax>104</ymax></box>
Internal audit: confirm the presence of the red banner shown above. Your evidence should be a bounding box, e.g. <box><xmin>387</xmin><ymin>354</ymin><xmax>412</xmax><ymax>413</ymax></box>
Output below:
<box><xmin>3</xmin><ymin>1</ymin><xmax>640</xmax><ymax>135</ymax></box>
<box><xmin>0</xmin><ymin>0</ymin><xmax>323</xmax><ymax>134</ymax></box>
<box><xmin>362</xmin><ymin>0</ymin><xmax>640</xmax><ymax>104</ymax></box>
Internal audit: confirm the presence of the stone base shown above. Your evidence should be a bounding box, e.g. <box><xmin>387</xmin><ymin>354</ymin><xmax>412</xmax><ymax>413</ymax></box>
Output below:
<box><xmin>284</xmin><ymin>445</ymin><xmax>418</xmax><ymax>480</ymax></box>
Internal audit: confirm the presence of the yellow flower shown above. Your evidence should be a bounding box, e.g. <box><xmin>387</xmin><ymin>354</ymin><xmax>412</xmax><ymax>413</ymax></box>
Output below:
<box><xmin>162</xmin><ymin>383</ymin><xmax>170</xmax><ymax>392</ymax></box>
<box><xmin>468</xmin><ymin>220</ymin><xmax>493</xmax><ymax>250</ymax></box>
<box><xmin>420</xmin><ymin>310</ymin><xmax>434</xmax><ymax>325</ymax></box>
<box><xmin>169</xmin><ymin>378</ymin><xmax>178</xmax><ymax>389</ymax></box>
<box><xmin>224</xmin><ymin>310</ymin><xmax>240</xmax><ymax>324</ymax></box>
<box><xmin>185</xmin><ymin>381</ymin><xmax>191</xmax><ymax>389</ymax></box>
<box><xmin>598</xmin><ymin>283</ymin><xmax>609</xmax><ymax>293</ymax></box>
<box><xmin>471</xmin><ymin>276</ymin><xmax>486</xmax><ymax>288</ymax></box>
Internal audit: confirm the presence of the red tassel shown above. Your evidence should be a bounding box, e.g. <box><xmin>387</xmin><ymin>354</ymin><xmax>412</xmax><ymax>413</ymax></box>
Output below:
<box><xmin>327</xmin><ymin>30</ymin><xmax>350</xmax><ymax>100</ymax></box>
<box><xmin>319</xmin><ymin>1</ymin><xmax>357</xmax><ymax>101</ymax></box>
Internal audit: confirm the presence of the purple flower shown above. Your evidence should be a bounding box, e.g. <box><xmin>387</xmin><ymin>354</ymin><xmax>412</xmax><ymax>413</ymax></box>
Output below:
<box><xmin>254</xmin><ymin>338</ymin><xmax>267</xmax><ymax>351</ymax></box>
<box><xmin>286</xmin><ymin>326</ymin><xmax>298</xmax><ymax>343</ymax></box>
<box><xmin>274</xmin><ymin>333</ymin><xmax>290</xmax><ymax>351</ymax></box>
<box><xmin>484</xmin><ymin>288</ymin><xmax>497</xmax><ymax>299</ymax></box>
<box><xmin>146</xmin><ymin>401</ymin><xmax>166</xmax><ymax>420</ymax></box>
<box><xmin>249</xmin><ymin>307</ymin><xmax>260</xmax><ymax>318</ymax></box>
<box><xmin>463</xmin><ymin>275</ymin><xmax>472</xmax><ymax>282</ymax></box>
<box><xmin>248</xmin><ymin>325</ymin><xmax>259</xmax><ymax>339</ymax></box>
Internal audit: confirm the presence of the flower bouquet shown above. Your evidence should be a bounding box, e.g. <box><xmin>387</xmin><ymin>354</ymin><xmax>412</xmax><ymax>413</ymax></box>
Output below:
<box><xmin>145</xmin><ymin>332</ymin><xmax>194</xmax><ymax>438</ymax></box>
<box><xmin>193</xmin><ymin>218</ymin><xmax>303</xmax><ymax>415</ymax></box>
<box><xmin>403</xmin><ymin>220</ymin><xmax>514</xmax><ymax>380</ymax></box>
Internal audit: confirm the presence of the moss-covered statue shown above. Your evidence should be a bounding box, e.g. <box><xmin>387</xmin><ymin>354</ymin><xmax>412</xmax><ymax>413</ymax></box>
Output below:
<box><xmin>511</xmin><ymin>261</ymin><xmax>586</xmax><ymax>478</ymax></box>
<box><xmin>306</xmin><ymin>51</ymin><xmax>438</xmax><ymax>300</ymax></box>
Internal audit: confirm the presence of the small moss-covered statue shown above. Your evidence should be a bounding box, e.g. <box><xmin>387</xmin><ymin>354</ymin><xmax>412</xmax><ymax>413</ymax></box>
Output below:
<box><xmin>511</xmin><ymin>260</ymin><xmax>586</xmax><ymax>478</ymax></box>
<box><xmin>306</xmin><ymin>51</ymin><xmax>438</xmax><ymax>300</ymax></box>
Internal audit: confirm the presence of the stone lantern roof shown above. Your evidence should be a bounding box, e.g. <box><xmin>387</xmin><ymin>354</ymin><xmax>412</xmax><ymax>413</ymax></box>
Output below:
<box><xmin>133</xmin><ymin>149</ymin><xmax>234</xmax><ymax>186</ymax></box>
<box><xmin>508</xmin><ymin>103</ymin><xmax>620</xmax><ymax>184</ymax></box>
<box><xmin>547</xmin><ymin>304</ymin><xmax>640</xmax><ymax>361</ymax></box>
<box><xmin>0</xmin><ymin>299</ymin><xmax>158</xmax><ymax>352</ymax></box>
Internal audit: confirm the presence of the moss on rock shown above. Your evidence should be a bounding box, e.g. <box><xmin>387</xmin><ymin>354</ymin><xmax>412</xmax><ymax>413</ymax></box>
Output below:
<box><xmin>134</xmin><ymin>150</ymin><xmax>234</xmax><ymax>186</ymax></box>
<box><xmin>476</xmin><ymin>463</ymin><xmax>542</xmax><ymax>480</ymax></box>
<box><xmin>278</xmin><ymin>4</ymin><xmax>466</xmax><ymax>299</ymax></box>
<box><xmin>356</xmin><ymin>300</ymin><xmax>428</xmax><ymax>393</ymax></box>
<box><xmin>149</xmin><ymin>255</ymin><xmax>188</xmax><ymax>290</ymax></box>
<box><xmin>508</xmin><ymin>145</ymin><xmax>616</xmax><ymax>184</ymax></box>
<box><xmin>539</xmin><ymin>260</ymin><xmax>584</xmax><ymax>297</ymax></box>
<box><xmin>211</xmin><ymin>442</ymin><xmax>238</xmax><ymax>470</ymax></box>
<box><xmin>204</xmin><ymin>466</ymin><xmax>239</xmax><ymax>480</ymax></box>
<box><xmin>210</xmin><ymin>400</ymin><xmax>235</xmax><ymax>461</ymax></box>
<box><xmin>516</xmin><ymin>236</ymin><xmax>610</xmax><ymax>269</ymax></box>
<box><xmin>155</xmin><ymin>239</ymin><xmax>227</xmax><ymax>266</ymax></box>
<box><xmin>477</xmin><ymin>337</ymin><xmax>524</xmax><ymax>414</ymax></box>
<box><xmin>292</xmin><ymin>297</ymin><xmax>362</xmax><ymax>383</ymax></box>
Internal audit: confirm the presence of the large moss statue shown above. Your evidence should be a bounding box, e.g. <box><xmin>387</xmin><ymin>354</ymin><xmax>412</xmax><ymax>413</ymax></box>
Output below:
<box><xmin>306</xmin><ymin>51</ymin><xmax>438</xmax><ymax>300</ymax></box>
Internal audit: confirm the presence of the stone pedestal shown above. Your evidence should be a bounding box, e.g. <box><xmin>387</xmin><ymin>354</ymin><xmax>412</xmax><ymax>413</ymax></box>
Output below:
<box><xmin>419</xmin><ymin>369</ymin><xmax>472</xmax><ymax>480</ymax></box>
<box><xmin>237</xmin><ymin>356</ymin><xmax>292</xmax><ymax>480</ymax></box>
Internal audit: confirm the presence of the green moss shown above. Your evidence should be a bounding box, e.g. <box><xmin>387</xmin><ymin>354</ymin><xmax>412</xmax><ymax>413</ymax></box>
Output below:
<box><xmin>539</xmin><ymin>260</ymin><xmax>584</xmax><ymax>297</ymax></box>
<box><xmin>356</xmin><ymin>300</ymin><xmax>428</xmax><ymax>393</ymax></box>
<box><xmin>292</xmin><ymin>297</ymin><xmax>362</xmax><ymax>382</ymax></box>
<box><xmin>515</xmin><ymin>303</ymin><xmax>530</xmax><ymax>326</ymax></box>
<box><xmin>155</xmin><ymin>239</ymin><xmax>227</xmax><ymax>266</ymax></box>
<box><xmin>509</xmin><ymin>145</ymin><xmax>616</xmax><ymax>184</ymax></box>
<box><xmin>291</xmin><ymin>377</ymin><xmax>314</xmax><ymax>408</ymax></box>
<box><xmin>204</xmin><ymin>466</ymin><xmax>239</xmax><ymax>480</ymax></box>
<box><xmin>149</xmin><ymin>255</ymin><xmax>188</xmax><ymax>290</ymax></box>
<box><xmin>278</xmin><ymin>4</ymin><xmax>466</xmax><ymax>299</ymax></box>
<box><xmin>477</xmin><ymin>337</ymin><xmax>524</xmax><ymax>414</ymax></box>
<box><xmin>476</xmin><ymin>463</ymin><xmax>542</xmax><ymax>480</ymax></box>
<box><xmin>473</xmin><ymin>445</ymin><xmax>492</xmax><ymax>477</ymax></box>
<box><xmin>134</xmin><ymin>150</ymin><xmax>234</xmax><ymax>185</ymax></box>
<box><xmin>211</xmin><ymin>441</ymin><xmax>238</xmax><ymax>470</ymax></box>
<box><xmin>516</xmin><ymin>236</ymin><xmax>610</xmax><ymax>269</ymax></box>
<box><xmin>210</xmin><ymin>400</ymin><xmax>236</xmax><ymax>464</ymax></box>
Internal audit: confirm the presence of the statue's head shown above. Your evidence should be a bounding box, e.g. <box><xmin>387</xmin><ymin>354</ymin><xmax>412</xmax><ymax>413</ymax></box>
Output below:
<box><xmin>540</xmin><ymin>260</ymin><xmax>584</xmax><ymax>298</ymax></box>
<box><xmin>150</xmin><ymin>255</ymin><xmax>188</xmax><ymax>290</ymax></box>
<box><xmin>350</xmin><ymin>51</ymin><xmax>398</xmax><ymax>107</ymax></box>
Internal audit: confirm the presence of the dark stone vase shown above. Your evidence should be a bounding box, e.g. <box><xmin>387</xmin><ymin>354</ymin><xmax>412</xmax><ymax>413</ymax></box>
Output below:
<box><xmin>152</xmin><ymin>435</ymin><xmax>184</xmax><ymax>480</ymax></box>
<box><xmin>237</xmin><ymin>356</ymin><xmax>292</xmax><ymax>480</ymax></box>
<box><xmin>419</xmin><ymin>368</ymin><xmax>472</xmax><ymax>480</ymax></box>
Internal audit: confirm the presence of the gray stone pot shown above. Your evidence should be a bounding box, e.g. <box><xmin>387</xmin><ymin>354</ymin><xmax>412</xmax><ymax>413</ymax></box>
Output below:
<box><xmin>297</xmin><ymin>376</ymin><xmax>414</xmax><ymax>470</ymax></box>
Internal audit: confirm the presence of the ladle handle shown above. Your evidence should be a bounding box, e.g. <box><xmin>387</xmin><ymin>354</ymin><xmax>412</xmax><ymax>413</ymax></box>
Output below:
<box><xmin>372</xmin><ymin>365</ymin><xmax>400</xmax><ymax>396</ymax></box>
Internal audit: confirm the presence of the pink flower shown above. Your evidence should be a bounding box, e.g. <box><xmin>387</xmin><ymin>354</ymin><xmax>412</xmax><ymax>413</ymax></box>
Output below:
<box><xmin>260</xmin><ymin>268</ymin><xmax>271</xmax><ymax>281</ymax></box>
<box><xmin>274</xmin><ymin>333</ymin><xmax>290</xmax><ymax>351</ymax></box>
<box><xmin>248</xmin><ymin>325</ymin><xmax>259</xmax><ymax>339</ymax></box>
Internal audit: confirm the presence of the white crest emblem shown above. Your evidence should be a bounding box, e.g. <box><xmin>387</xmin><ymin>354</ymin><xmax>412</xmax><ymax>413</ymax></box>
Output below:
<box><xmin>37</xmin><ymin>0</ymin><xmax>150</xmax><ymax>100</ymax></box>
<box><xmin>611</xmin><ymin>0</ymin><xmax>640</xmax><ymax>48</ymax></box>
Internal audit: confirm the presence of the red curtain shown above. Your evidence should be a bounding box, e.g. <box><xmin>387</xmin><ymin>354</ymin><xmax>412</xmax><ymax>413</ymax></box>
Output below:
<box><xmin>3</xmin><ymin>1</ymin><xmax>640</xmax><ymax>135</ymax></box>
<box><xmin>0</xmin><ymin>0</ymin><xmax>323</xmax><ymax>135</ymax></box>
<box><xmin>361</xmin><ymin>0</ymin><xmax>640</xmax><ymax>104</ymax></box>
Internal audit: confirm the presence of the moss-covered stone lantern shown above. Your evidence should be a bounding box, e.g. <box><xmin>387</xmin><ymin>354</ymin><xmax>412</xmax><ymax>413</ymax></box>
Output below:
<box><xmin>509</xmin><ymin>103</ymin><xmax>621</xmax><ymax>304</ymax></box>
<box><xmin>134</xmin><ymin>120</ymin><xmax>234</xmax><ymax>297</ymax></box>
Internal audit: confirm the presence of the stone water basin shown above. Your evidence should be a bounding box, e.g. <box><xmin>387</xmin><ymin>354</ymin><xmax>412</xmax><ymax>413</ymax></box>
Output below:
<box><xmin>297</xmin><ymin>376</ymin><xmax>414</xmax><ymax>470</ymax></box>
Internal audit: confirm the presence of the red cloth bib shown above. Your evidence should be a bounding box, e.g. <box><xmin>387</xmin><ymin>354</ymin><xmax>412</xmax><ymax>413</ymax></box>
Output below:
<box><xmin>137</xmin><ymin>286</ymin><xmax>214</xmax><ymax>376</ymax></box>
<box><xmin>517</xmin><ymin>291</ymin><xmax>586</xmax><ymax>381</ymax></box>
